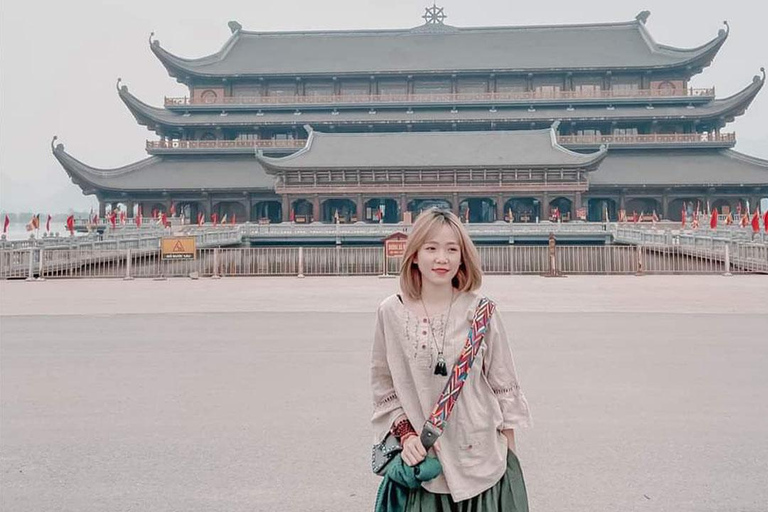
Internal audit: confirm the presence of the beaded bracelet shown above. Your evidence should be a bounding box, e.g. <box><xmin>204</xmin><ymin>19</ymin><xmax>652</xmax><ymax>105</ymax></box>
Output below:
<box><xmin>391</xmin><ymin>418</ymin><xmax>417</xmax><ymax>441</ymax></box>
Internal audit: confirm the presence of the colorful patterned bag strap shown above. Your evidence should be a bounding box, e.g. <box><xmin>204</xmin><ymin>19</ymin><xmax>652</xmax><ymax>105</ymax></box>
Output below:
<box><xmin>420</xmin><ymin>297</ymin><xmax>496</xmax><ymax>449</ymax></box>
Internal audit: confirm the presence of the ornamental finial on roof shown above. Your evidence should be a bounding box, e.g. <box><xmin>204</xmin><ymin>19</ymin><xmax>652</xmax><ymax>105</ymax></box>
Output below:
<box><xmin>228</xmin><ymin>21</ymin><xmax>242</xmax><ymax>34</ymax></box>
<box><xmin>422</xmin><ymin>3</ymin><xmax>447</xmax><ymax>25</ymax></box>
<box><xmin>635</xmin><ymin>11</ymin><xmax>651</xmax><ymax>25</ymax></box>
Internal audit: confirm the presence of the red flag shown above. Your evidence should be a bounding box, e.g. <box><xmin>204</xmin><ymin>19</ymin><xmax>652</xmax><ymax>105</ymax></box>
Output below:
<box><xmin>170</xmin><ymin>202</ymin><xmax>176</xmax><ymax>216</ymax></box>
<box><xmin>231</xmin><ymin>213</ymin><xmax>236</xmax><ymax>225</ymax></box>
<box><xmin>135</xmin><ymin>206</ymin><xmax>143</xmax><ymax>227</ymax></box>
<box><xmin>161</xmin><ymin>212</ymin><xmax>168</xmax><ymax>227</ymax></box>
<box><xmin>66</xmin><ymin>215</ymin><xmax>75</xmax><ymax>235</ymax></box>
<box><xmin>681</xmin><ymin>207</ymin><xmax>686</xmax><ymax>228</ymax></box>
<box><xmin>709</xmin><ymin>208</ymin><xmax>718</xmax><ymax>230</ymax></box>
<box><xmin>764</xmin><ymin>211</ymin><xmax>768</xmax><ymax>233</ymax></box>
<box><xmin>289</xmin><ymin>208</ymin><xmax>295</xmax><ymax>222</ymax></box>
<box><xmin>3</xmin><ymin>214</ymin><xmax>10</xmax><ymax>234</ymax></box>
<box><xmin>92</xmin><ymin>213</ymin><xmax>98</xmax><ymax>225</ymax></box>
<box><xmin>197</xmin><ymin>212</ymin><xmax>204</xmax><ymax>226</ymax></box>
<box><xmin>632</xmin><ymin>211</ymin><xmax>639</xmax><ymax>223</ymax></box>
<box><xmin>109</xmin><ymin>212</ymin><xmax>117</xmax><ymax>229</ymax></box>
<box><xmin>120</xmin><ymin>211</ymin><xmax>126</xmax><ymax>225</ymax></box>
<box><xmin>212</xmin><ymin>213</ymin><xmax>219</xmax><ymax>227</ymax></box>
<box><xmin>751</xmin><ymin>211</ymin><xmax>760</xmax><ymax>233</ymax></box>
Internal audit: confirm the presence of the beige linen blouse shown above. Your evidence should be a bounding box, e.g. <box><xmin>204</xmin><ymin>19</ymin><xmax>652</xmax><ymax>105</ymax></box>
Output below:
<box><xmin>371</xmin><ymin>291</ymin><xmax>532</xmax><ymax>502</ymax></box>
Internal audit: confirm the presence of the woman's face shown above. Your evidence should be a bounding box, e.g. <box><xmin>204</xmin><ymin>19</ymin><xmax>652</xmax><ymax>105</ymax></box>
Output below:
<box><xmin>414</xmin><ymin>223</ymin><xmax>462</xmax><ymax>288</ymax></box>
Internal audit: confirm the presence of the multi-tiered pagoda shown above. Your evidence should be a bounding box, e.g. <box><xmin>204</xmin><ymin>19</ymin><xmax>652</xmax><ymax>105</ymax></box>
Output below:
<box><xmin>54</xmin><ymin>9</ymin><xmax>768</xmax><ymax>224</ymax></box>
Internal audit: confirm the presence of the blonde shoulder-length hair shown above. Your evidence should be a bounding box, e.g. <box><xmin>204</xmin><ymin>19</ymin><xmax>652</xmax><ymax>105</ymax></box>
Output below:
<box><xmin>399</xmin><ymin>208</ymin><xmax>483</xmax><ymax>300</ymax></box>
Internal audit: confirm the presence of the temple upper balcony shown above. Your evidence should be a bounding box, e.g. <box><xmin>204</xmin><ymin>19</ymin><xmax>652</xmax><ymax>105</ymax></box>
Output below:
<box><xmin>163</xmin><ymin>87</ymin><xmax>717</xmax><ymax>111</ymax></box>
<box><xmin>144</xmin><ymin>131</ymin><xmax>737</xmax><ymax>155</ymax></box>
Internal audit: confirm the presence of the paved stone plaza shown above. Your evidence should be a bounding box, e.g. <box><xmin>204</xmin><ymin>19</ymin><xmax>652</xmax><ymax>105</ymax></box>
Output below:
<box><xmin>1</xmin><ymin>275</ymin><xmax>767</xmax><ymax>512</ymax></box>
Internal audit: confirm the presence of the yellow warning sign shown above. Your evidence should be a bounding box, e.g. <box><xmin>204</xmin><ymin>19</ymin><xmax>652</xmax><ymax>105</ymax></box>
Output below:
<box><xmin>161</xmin><ymin>237</ymin><xmax>196</xmax><ymax>260</ymax></box>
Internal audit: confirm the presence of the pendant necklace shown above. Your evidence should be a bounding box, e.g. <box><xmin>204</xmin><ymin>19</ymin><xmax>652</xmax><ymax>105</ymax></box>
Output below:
<box><xmin>420</xmin><ymin>290</ymin><xmax>455</xmax><ymax>376</ymax></box>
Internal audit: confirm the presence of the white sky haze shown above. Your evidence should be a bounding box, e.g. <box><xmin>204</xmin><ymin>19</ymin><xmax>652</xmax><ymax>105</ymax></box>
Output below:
<box><xmin>1</xmin><ymin>0</ymin><xmax>766</xmax><ymax>213</ymax></box>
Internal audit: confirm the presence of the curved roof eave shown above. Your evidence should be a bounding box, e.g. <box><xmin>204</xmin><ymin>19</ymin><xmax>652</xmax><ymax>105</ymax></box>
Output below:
<box><xmin>51</xmin><ymin>136</ymin><xmax>160</xmax><ymax>193</ymax></box>
<box><xmin>256</xmin><ymin>126</ymin><xmax>608</xmax><ymax>172</ymax></box>
<box><xmin>149</xmin><ymin>31</ymin><xmax>239</xmax><ymax>82</ymax></box>
<box><xmin>147</xmin><ymin>18</ymin><xmax>730</xmax><ymax>80</ymax></box>
<box><xmin>117</xmin><ymin>80</ymin><xmax>172</xmax><ymax>131</ymax></box>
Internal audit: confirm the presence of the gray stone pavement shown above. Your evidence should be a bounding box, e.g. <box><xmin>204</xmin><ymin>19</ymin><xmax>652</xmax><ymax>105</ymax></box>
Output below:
<box><xmin>1</xmin><ymin>276</ymin><xmax>767</xmax><ymax>512</ymax></box>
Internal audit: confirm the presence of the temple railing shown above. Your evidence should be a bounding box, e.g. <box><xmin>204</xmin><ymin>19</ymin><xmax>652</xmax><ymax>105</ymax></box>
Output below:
<box><xmin>144</xmin><ymin>132</ymin><xmax>736</xmax><ymax>153</ymax></box>
<box><xmin>557</xmin><ymin>132</ymin><xmax>736</xmax><ymax>146</ymax></box>
<box><xmin>146</xmin><ymin>139</ymin><xmax>307</xmax><ymax>150</ymax></box>
<box><xmin>164</xmin><ymin>87</ymin><xmax>716</xmax><ymax>107</ymax></box>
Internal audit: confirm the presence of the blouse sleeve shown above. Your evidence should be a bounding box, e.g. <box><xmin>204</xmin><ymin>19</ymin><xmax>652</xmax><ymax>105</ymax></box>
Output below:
<box><xmin>482</xmin><ymin>308</ymin><xmax>532</xmax><ymax>430</ymax></box>
<box><xmin>370</xmin><ymin>304</ymin><xmax>406</xmax><ymax>443</ymax></box>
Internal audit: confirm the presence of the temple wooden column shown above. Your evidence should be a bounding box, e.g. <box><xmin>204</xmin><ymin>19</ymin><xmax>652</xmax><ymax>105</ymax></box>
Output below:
<box><xmin>126</xmin><ymin>200</ymin><xmax>135</xmax><ymax>218</ymax></box>
<box><xmin>399</xmin><ymin>194</ymin><xmax>407</xmax><ymax>221</ymax></box>
<box><xmin>312</xmin><ymin>195</ymin><xmax>320</xmax><ymax>223</ymax></box>
<box><xmin>356</xmin><ymin>194</ymin><xmax>364</xmax><ymax>222</ymax></box>
<box><xmin>496</xmin><ymin>194</ymin><xmax>504</xmax><ymax>221</ymax></box>
<box><xmin>662</xmin><ymin>189</ymin><xmax>670</xmax><ymax>219</ymax></box>
<box><xmin>452</xmin><ymin>193</ymin><xmax>460</xmax><ymax>216</ymax></box>
<box><xmin>98</xmin><ymin>201</ymin><xmax>106</xmax><ymax>218</ymax></box>
<box><xmin>282</xmin><ymin>195</ymin><xmax>290</xmax><ymax>222</ymax></box>
<box><xmin>541</xmin><ymin>192</ymin><xmax>549</xmax><ymax>218</ymax></box>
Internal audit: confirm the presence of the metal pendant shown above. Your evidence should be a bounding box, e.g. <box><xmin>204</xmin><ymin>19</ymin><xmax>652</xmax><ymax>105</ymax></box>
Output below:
<box><xmin>434</xmin><ymin>353</ymin><xmax>448</xmax><ymax>376</ymax></box>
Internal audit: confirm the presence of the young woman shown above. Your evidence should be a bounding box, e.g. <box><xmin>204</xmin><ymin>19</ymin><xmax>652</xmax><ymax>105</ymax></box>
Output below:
<box><xmin>371</xmin><ymin>208</ymin><xmax>532</xmax><ymax>511</ymax></box>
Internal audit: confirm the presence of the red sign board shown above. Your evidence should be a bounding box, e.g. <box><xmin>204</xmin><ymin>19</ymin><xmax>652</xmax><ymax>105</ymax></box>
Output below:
<box><xmin>383</xmin><ymin>232</ymin><xmax>408</xmax><ymax>258</ymax></box>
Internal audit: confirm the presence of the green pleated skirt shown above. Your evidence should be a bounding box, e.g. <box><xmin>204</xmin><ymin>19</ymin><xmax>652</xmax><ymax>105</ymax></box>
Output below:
<box><xmin>404</xmin><ymin>450</ymin><xmax>528</xmax><ymax>512</ymax></box>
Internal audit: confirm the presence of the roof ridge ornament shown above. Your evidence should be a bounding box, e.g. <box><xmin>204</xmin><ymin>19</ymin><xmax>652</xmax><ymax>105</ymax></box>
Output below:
<box><xmin>719</xmin><ymin>21</ymin><xmax>729</xmax><ymax>38</ymax></box>
<box><xmin>756</xmin><ymin>67</ymin><xmax>766</xmax><ymax>83</ymax></box>
<box><xmin>635</xmin><ymin>10</ymin><xmax>651</xmax><ymax>25</ymax></box>
<box><xmin>422</xmin><ymin>3</ymin><xmax>447</xmax><ymax>25</ymax></box>
<box><xmin>228</xmin><ymin>21</ymin><xmax>242</xmax><ymax>34</ymax></box>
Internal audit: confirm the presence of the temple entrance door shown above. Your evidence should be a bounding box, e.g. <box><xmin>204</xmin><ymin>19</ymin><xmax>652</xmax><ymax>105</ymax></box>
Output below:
<box><xmin>321</xmin><ymin>198</ymin><xmax>356</xmax><ymax>223</ymax></box>
<box><xmin>177</xmin><ymin>202</ymin><xmax>203</xmax><ymax>224</ymax></box>
<box><xmin>548</xmin><ymin>197</ymin><xmax>573</xmax><ymax>221</ymax></box>
<box><xmin>214</xmin><ymin>201</ymin><xmax>246</xmax><ymax>223</ymax></box>
<box><xmin>408</xmin><ymin>199</ymin><xmax>452</xmax><ymax>220</ymax></box>
<box><xmin>668</xmin><ymin>198</ymin><xmax>703</xmax><ymax>222</ymax></box>
<box><xmin>504</xmin><ymin>198</ymin><xmax>540</xmax><ymax>223</ymax></box>
<box><xmin>625</xmin><ymin>198</ymin><xmax>661</xmax><ymax>218</ymax></box>
<box><xmin>459</xmin><ymin>198</ymin><xmax>496</xmax><ymax>223</ymax></box>
<box><xmin>364</xmin><ymin>198</ymin><xmax>399</xmax><ymax>223</ymax></box>
<box><xmin>252</xmin><ymin>201</ymin><xmax>282</xmax><ymax>223</ymax></box>
<box><xmin>711</xmin><ymin>198</ymin><xmax>733</xmax><ymax>216</ymax></box>
<box><xmin>586</xmin><ymin>198</ymin><xmax>617</xmax><ymax>222</ymax></box>
<box><xmin>291</xmin><ymin>199</ymin><xmax>313</xmax><ymax>223</ymax></box>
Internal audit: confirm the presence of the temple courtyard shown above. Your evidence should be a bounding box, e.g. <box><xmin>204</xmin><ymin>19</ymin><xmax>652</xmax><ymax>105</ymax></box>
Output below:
<box><xmin>1</xmin><ymin>275</ymin><xmax>767</xmax><ymax>512</ymax></box>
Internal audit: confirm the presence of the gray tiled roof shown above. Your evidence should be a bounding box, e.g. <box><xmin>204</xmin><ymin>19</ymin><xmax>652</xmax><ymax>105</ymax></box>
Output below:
<box><xmin>151</xmin><ymin>18</ymin><xmax>726</xmax><ymax>77</ymax></box>
<box><xmin>256</xmin><ymin>127</ymin><xmax>606</xmax><ymax>170</ymax></box>
<box><xmin>118</xmin><ymin>75</ymin><xmax>764</xmax><ymax>130</ymax></box>
<box><xmin>52</xmin><ymin>139</ymin><xmax>275</xmax><ymax>192</ymax></box>
<box><xmin>590</xmin><ymin>149</ymin><xmax>768</xmax><ymax>186</ymax></box>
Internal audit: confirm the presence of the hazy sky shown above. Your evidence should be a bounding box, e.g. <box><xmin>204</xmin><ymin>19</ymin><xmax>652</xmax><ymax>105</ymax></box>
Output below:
<box><xmin>1</xmin><ymin>0</ymin><xmax>766</xmax><ymax>213</ymax></box>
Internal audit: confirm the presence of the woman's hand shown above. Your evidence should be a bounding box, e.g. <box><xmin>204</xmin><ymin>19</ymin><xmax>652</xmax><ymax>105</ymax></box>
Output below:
<box><xmin>401</xmin><ymin>435</ymin><xmax>427</xmax><ymax>467</ymax></box>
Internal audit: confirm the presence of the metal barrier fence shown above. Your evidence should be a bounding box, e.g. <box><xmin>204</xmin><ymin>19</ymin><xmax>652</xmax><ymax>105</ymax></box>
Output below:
<box><xmin>3</xmin><ymin>244</ymin><xmax>766</xmax><ymax>280</ymax></box>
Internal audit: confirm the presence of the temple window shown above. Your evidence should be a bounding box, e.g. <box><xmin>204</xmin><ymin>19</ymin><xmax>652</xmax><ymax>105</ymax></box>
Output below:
<box><xmin>612</xmin><ymin>127</ymin><xmax>639</xmax><ymax>136</ymax></box>
<box><xmin>232</xmin><ymin>83</ymin><xmax>261</xmax><ymax>98</ymax></box>
<box><xmin>456</xmin><ymin>78</ymin><xmax>487</xmax><ymax>93</ymax></box>
<box><xmin>304</xmin><ymin>80</ymin><xmax>334</xmax><ymax>97</ymax></box>
<box><xmin>341</xmin><ymin>80</ymin><xmax>370</xmax><ymax>96</ymax></box>
<box><xmin>378</xmin><ymin>79</ymin><xmax>407</xmax><ymax>95</ymax></box>
<box><xmin>576</xmin><ymin>129</ymin><xmax>601</xmax><ymax>136</ymax></box>
<box><xmin>413</xmin><ymin>79</ymin><xmax>451</xmax><ymax>94</ymax></box>
<box><xmin>266</xmin><ymin>81</ymin><xmax>295</xmax><ymax>96</ymax></box>
<box><xmin>495</xmin><ymin>77</ymin><xmax>526</xmax><ymax>93</ymax></box>
<box><xmin>200</xmin><ymin>90</ymin><xmax>218</xmax><ymax>103</ymax></box>
<box><xmin>611</xmin><ymin>80</ymin><xmax>641</xmax><ymax>95</ymax></box>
